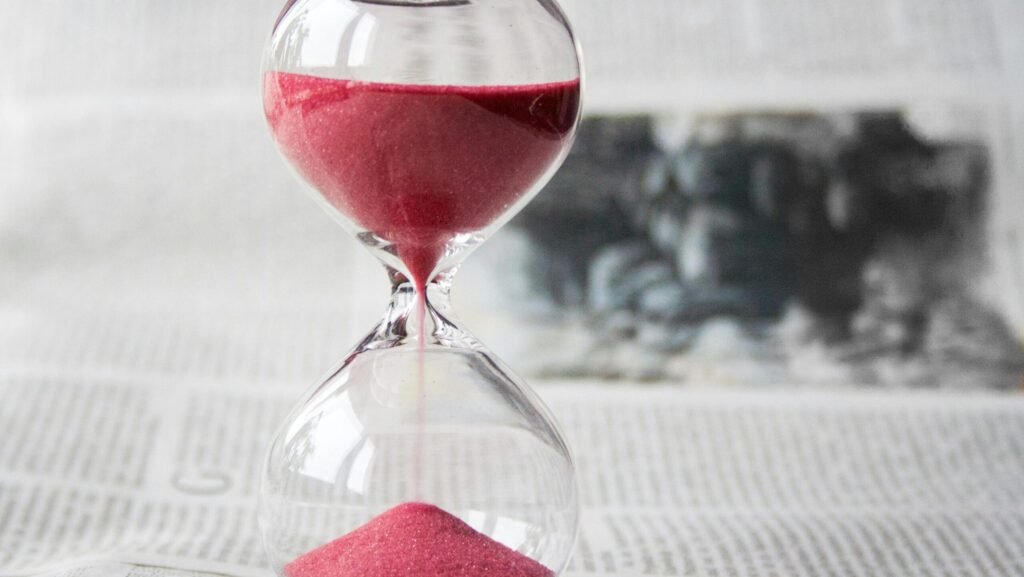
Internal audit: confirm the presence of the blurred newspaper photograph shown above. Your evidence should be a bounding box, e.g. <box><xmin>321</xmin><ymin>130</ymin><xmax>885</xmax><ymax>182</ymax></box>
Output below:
<box><xmin>455</xmin><ymin>1</ymin><xmax>1024</xmax><ymax>389</ymax></box>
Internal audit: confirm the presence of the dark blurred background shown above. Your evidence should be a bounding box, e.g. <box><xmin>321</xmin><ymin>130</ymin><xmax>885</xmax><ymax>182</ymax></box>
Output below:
<box><xmin>502</xmin><ymin>112</ymin><xmax>1024</xmax><ymax>387</ymax></box>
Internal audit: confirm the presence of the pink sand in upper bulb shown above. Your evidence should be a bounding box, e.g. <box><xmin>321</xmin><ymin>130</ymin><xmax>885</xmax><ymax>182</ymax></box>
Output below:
<box><xmin>284</xmin><ymin>502</ymin><xmax>554</xmax><ymax>577</ymax></box>
<box><xmin>263</xmin><ymin>72</ymin><xmax>580</xmax><ymax>289</ymax></box>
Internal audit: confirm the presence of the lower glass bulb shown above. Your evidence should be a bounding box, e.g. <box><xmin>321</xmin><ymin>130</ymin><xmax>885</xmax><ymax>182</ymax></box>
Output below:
<box><xmin>258</xmin><ymin>283</ymin><xmax>579</xmax><ymax>577</ymax></box>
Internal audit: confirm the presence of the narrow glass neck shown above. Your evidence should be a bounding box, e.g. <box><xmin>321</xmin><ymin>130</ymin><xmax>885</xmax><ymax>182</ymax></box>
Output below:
<box><xmin>389</xmin><ymin>275</ymin><xmax>454</xmax><ymax>320</ymax></box>
<box><xmin>360</xmin><ymin>269</ymin><xmax>473</xmax><ymax>351</ymax></box>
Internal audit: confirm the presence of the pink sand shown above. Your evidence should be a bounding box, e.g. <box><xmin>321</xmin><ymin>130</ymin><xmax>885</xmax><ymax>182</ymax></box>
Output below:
<box><xmin>284</xmin><ymin>502</ymin><xmax>554</xmax><ymax>577</ymax></box>
<box><xmin>263</xmin><ymin>72</ymin><xmax>580</xmax><ymax>288</ymax></box>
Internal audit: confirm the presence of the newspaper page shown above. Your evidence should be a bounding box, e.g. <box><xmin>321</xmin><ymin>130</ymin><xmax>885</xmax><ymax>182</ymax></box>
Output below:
<box><xmin>2</xmin><ymin>372</ymin><xmax>1023</xmax><ymax>577</ymax></box>
<box><xmin>2</xmin><ymin>1</ymin><xmax>1024</xmax><ymax>576</ymax></box>
<box><xmin>558</xmin><ymin>0</ymin><xmax>1014</xmax><ymax>109</ymax></box>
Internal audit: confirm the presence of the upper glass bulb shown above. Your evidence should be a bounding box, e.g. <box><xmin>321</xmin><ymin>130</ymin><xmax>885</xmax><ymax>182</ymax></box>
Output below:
<box><xmin>263</xmin><ymin>0</ymin><xmax>582</xmax><ymax>286</ymax></box>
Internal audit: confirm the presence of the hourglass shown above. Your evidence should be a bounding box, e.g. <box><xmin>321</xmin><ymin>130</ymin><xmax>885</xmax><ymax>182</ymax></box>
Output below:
<box><xmin>258</xmin><ymin>1</ymin><xmax>583</xmax><ymax>577</ymax></box>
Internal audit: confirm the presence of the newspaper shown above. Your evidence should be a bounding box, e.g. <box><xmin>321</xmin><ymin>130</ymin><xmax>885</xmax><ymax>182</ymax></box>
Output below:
<box><xmin>3</xmin><ymin>1</ymin><xmax>1024</xmax><ymax>576</ymax></box>
<box><xmin>560</xmin><ymin>0</ymin><xmax>1016</xmax><ymax>109</ymax></box>
<box><xmin>2</xmin><ymin>370</ymin><xmax>1023</xmax><ymax>577</ymax></box>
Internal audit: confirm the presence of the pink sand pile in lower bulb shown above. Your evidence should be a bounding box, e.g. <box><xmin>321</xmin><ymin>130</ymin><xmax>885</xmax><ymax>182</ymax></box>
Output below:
<box><xmin>284</xmin><ymin>502</ymin><xmax>555</xmax><ymax>577</ymax></box>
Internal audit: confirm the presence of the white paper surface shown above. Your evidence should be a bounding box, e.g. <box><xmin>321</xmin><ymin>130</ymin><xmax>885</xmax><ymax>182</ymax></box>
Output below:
<box><xmin>2</xmin><ymin>371</ymin><xmax>1023</xmax><ymax>577</ymax></box>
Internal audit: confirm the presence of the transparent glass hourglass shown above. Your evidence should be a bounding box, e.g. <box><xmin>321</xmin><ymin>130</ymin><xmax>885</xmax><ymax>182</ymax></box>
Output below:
<box><xmin>258</xmin><ymin>1</ymin><xmax>582</xmax><ymax>577</ymax></box>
